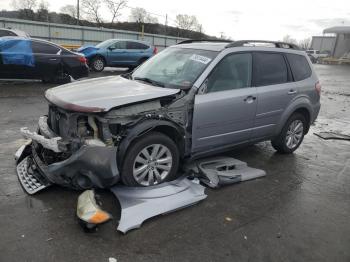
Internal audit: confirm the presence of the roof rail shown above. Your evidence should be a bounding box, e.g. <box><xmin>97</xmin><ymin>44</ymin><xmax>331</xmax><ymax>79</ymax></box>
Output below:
<box><xmin>226</xmin><ymin>40</ymin><xmax>300</xmax><ymax>50</ymax></box>
<box><xmin>177</xmin><ymin>39</ymin><xmax>233</xmax><ymax>45</ymax></box>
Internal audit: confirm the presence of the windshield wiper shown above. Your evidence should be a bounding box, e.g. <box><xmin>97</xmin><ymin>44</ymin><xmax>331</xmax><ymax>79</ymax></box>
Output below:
<box><xmin>134</xmin><ymin>77</ymin><xmax>164</xmax><ymax>87</ymax></box>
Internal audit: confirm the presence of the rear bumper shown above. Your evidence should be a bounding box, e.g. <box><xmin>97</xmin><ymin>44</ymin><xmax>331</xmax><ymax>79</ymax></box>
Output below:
<box><xmin>16</xmin><ymin>116</ymin><xmax>120</xmax><ymax>192</ymax></box>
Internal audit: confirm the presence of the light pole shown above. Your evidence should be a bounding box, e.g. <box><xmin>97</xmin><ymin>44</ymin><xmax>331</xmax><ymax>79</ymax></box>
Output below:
<box><xmin>77</xmin><ymin>0</ymin><xmax>80</xmax><ymax>25</ymax></box>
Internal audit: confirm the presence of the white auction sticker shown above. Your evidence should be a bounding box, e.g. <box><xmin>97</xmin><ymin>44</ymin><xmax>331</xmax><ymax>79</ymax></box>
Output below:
<box><xmin>189</xmin><ymin>54</ymin><xmax>212</xmax><ymax>64</ymax></box>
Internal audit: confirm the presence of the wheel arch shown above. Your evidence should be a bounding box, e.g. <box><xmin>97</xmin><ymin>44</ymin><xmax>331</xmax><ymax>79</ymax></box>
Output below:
<box><xmin>117</xmin><ymin>119</ymin><xmax>185</xmax><ymax>168</ymax></box>
<box><xmin>275</xmin><ymin>99</ymin><xmax>313</xmax><ymax>136</ymax></box>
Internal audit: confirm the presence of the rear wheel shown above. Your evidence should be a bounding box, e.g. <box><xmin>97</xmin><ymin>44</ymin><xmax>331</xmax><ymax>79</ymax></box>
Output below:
<box><xmin>121</xmin><ymin>132</ymin><xmax>179</xmax><ymax>186</ymax></box>
<box><xmin>90</xmin><ymin>56</ymin><xmax>105</xmax><ymax>72</ymax></box>
<box><xmin>271</xmin><ymin>113</ymin><xmax>307</xmax><ymax>154</ymax></box>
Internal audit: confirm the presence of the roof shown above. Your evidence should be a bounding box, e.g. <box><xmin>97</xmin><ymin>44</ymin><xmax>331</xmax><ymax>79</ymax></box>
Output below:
<box><xmin>323</xmin><ymin>26</ymin><xmax>350</xmax><ymax>34</ymax></box>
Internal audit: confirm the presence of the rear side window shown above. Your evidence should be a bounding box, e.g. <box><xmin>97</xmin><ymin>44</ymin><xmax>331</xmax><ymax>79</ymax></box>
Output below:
<box><xmin>254</xmin><ymin>52</ymin><xmax>288</xmax><ymax>86</ymax></box>
<box><xmin>127</xmin><ymin>42</ymin><xmax>149</xmax><ymax>50</ymax></box>
<box><xmin>32</xmin><ymin>41</ymin><xmax>60</xmax><ymax>54</ymax></box>
<box><xmin>286</xmin><ymin>54</ymin><xmax>312</xmax><ymax>81</ymax></box>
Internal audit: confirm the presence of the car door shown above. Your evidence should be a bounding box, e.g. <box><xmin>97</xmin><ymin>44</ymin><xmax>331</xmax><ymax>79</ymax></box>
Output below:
<box><xmin>192</xmin><ymin>52</ymin><xmax>257</xmax><ymax>153</ymax></box>
<box><xmin>106</xmin><ymin>40</ymin><xmax>128</xmax><ymax>66</ymax></box>
<box><xmin>31</xmin><ymin>40</ymin><xmax>61</xmax><ymax>79</ymax></box>
<box><xmin>251</xmin><ymin>52</ymin><xmax>296</xmax><ymax>139</ymax></box>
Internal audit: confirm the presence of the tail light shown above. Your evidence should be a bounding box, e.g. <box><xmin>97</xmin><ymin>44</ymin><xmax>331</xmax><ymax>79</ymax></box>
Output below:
<box><xmin>315</xmin><ymin>81</ymin><xmax>321</xmax><ymax>96</ymax></box>
<box><xmin>153</xmin><ymin>47</ymin><xmax>158</xmax><ymax>54</ymax></box>
<box><xmin>78</xmin><ymin>56</ymin><xmax>87</xmax><ymax>64</ymax></box>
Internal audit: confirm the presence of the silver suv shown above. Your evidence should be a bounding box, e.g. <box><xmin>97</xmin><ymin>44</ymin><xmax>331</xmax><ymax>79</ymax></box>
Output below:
<box><xmin>16</xmin><ymin>40</ymin><xmax>321</xmax><ymax>193</ymax></box>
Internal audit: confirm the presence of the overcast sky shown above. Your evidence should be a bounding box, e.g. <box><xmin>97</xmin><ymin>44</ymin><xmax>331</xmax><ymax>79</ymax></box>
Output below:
<box><xmin>1</xmin><ymin>0</ymin><xmax>350</xmax><ymax>40</ymax></box>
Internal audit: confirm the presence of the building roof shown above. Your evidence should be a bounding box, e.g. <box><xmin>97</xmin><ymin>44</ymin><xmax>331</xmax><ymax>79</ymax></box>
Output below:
<box><xmin>323</xmin><ymin>26</ymin><xmax>350</xmax><ymax>34</ymax></box>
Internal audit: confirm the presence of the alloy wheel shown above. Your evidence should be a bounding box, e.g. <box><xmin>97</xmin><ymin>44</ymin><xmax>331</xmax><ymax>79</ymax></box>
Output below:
<box><xmin>285</xmin><ymin>119</ymin><xmax>304</xmax><ymax>149</ymax></box>
<box><xmin>132</xmin><ymin>144</ymin><xmax>173</xmax><ymax>186</ymax></box>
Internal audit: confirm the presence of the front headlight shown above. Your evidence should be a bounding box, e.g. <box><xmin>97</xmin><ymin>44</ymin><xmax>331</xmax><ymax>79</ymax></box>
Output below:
<box><xmin>76</xmin><ymin>190</ymin><xmax>111</xmax><ymax>224</ymax></box>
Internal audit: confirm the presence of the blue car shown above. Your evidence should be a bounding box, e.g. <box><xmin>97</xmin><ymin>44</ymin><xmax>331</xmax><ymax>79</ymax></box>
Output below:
<box><xmin>77</xmin><ymin>39</ymin><xmax>157</xmax><ymax>72</ymax></box>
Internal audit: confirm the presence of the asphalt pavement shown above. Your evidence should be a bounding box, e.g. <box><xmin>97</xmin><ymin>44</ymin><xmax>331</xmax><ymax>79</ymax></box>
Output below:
<box><xmin>0</xmin><ymin>65</ymin><xmax>349</xmax><ymax>262</ymax></box>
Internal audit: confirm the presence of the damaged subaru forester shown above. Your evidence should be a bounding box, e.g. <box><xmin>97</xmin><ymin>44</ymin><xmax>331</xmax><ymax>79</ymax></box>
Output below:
<box><xmin>16</xmin><ymin>40</ymin><xmax>321</xmax><ymax>194</ymax></box>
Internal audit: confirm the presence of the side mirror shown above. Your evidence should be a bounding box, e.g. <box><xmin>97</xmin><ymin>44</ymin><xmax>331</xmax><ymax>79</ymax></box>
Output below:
<box><xmin>108</xmin><ymin>46</ymin><xmax>115</xmax><ymax>51</ymax></box>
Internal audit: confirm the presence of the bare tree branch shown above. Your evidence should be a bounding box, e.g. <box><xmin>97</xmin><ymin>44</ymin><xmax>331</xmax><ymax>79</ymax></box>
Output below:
<box><xmin>60</xmin><ymin>5</ymin><xmax>78</xmax><ymax>19</ymax></box>
<box><xmin>104</xmin><ymin>0</ymin><xmax>127</xmax><ymax>23</ymax></box>
<box><xmin>12</xmin><ymin>0</ymin><xmax>37</xmax><ymax>10</ymax></box>
<box><xmin>175</xmin><ymin>14</ymin><xmax>201</xmax><ymax>31</ymax></box>
<box><xmin>81</xmin><ymin>0</ymin><xmax>103</xmax><ymax>24</ymax></box>
<box><xmin>129</xmin><ymin>7</ymin><xmax>158</xmax><ymax>24</ymax></box>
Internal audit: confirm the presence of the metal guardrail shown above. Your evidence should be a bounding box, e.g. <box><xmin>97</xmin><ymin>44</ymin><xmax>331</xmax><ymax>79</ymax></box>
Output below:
<box><xmin>0</xmin><ymin>17</ymin><xmax>187</xmax><ymax>50</ymax></box>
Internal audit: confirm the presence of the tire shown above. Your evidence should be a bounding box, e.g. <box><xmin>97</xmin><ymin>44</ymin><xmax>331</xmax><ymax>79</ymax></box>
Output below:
<box><xmin>121</xmin><ymin>131</ymin><xmax>180</xmax><ymax>186</ymax></box>
<box><xmin>90</xmin><ymin>56</ymin><xmax>105</xmax><ymax>72</ymax></box>
<box><xmin>271</xmin><ymin>113</ymin><xmax>307</xmax><ymax>154</ymax></box>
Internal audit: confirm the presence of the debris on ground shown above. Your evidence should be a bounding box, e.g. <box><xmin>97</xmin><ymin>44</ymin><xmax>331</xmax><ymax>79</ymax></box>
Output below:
<box><xmin>314</xmin><ymin>131</ymin><xmax>350</xmax><ymax>141</ymax></box>
<box><xmin>111</xmin><ymin>176</ymin><xmax>207</xmax><ymax>234</ymax></box>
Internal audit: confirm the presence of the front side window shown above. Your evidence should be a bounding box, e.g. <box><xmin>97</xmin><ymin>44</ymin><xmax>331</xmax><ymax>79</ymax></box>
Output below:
<box><xmin>110</xmin><ymin>41</ymin><xmax>126</xmax><ymax>50</ymax></box>
<box><xmin>205</xmin><ymin>53</ymin><xmax>252</xmax><ymax>93</ymax></box>
<box><xmin>132</xmin><ymin>47</ymin><xmax>218</xmax><ymax>89</ymax></box>
<box><xmin>254</xmin><ymin>52</ymin><xmax>288</xmax><ymax>86</ymax></box>
<box><xmin>286</xmin><ymin>53</ymin><xmax>312</xmax><ymax>81</ymax></box>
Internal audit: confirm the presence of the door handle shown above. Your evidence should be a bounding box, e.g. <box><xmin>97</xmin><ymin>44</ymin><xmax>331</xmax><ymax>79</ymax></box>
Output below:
<box><xmin>243</xmin><ymin>96</ymin><xmax>257</xmax><ymax>103</ymax></box>
<box><xmin>49</xmin><ymin>58</ymin><xmax>57</xmax><ymax>61</ymax></box>
<box><xmin>288</xmin><ymin>89</ymin><xmax>297</xmax><ymax>95</ymax></box>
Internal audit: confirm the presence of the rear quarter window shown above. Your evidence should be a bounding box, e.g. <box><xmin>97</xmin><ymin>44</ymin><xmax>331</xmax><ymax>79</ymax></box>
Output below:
<box><xmin>127</xmin><ymin>42</ymin><xmax>149</xmax><ymax>50</ymax></box>
<box><xmin>286</xmin><ymin>53</ymin><xmax>312</xmax><ymax>81</ymax></box>
<box><xmin>0</xmin><ymin>30</ymin><xmax>16</xmax><ymax>37</ymax></box>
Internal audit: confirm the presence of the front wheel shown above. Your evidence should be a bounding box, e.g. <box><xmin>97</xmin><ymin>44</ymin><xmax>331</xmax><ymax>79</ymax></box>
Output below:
<box><xmin>121</xmin><ymin>132</ymin><xmax>179</xmax><ymax>186</ymax></box>
<box><xmin>271</xmin><ymin>113</ymin><xmax>307</xmax><ymax>154</ymax></box>
<box><xmin>90</xmin><ymin>56</ymin><xmax>105</xmax><ymax>72</ymax></box>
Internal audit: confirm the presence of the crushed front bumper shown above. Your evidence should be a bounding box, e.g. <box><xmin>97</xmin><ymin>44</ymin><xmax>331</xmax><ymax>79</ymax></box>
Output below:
<box><xmin>15</xmin><ymin>116</ymin><xmax>120</xmax><ymax>194</ymax></box>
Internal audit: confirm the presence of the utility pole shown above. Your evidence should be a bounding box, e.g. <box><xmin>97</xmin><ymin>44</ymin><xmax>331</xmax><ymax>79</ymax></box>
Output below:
<box><xmin>77</xmin><ymin>0</ymin><xmax>80</xmax><ymax>25</ymax></box>
<box><xmin>165</xmin><ymin>14</ymin><xmax>168</xmax><ymax>35</ymax></box>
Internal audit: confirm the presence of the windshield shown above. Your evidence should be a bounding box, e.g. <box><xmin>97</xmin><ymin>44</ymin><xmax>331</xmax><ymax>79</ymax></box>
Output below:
<box><xmin>96</xmin><ymin>39</ymin><xmax>115</xmax><ymax>48</ymax></box>
<box><xmin>132</xmin><ymin>47</ymin><xmax>218</xmax><ymax>89</ymax></box>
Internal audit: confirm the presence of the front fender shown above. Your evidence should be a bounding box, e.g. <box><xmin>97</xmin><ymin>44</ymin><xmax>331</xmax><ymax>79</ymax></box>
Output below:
<box><xmin>117</xmin><ymin>119</ymin><xmax>185</xmax><ymax>167</ymax></box>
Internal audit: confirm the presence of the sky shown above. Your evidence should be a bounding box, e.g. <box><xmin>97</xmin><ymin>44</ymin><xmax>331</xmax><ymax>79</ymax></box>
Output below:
<box><xmin>1</xmin><ymin>0</ymin><xmax>350</xmax><ymax>41</ymax></box>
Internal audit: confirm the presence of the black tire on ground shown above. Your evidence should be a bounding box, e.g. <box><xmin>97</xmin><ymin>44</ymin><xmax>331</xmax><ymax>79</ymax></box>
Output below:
<box><xmin>121</xmin><ymin>131</ymin><xmax>180</xmax><ymax>187</ymax></box>
<box><xmin>90</xmin><ymin>56</ymin><xmax>105</xmax><ymax>72</ymax></box>
<box><xmin>271</xmin><ymin>113</ymin><xmax>308</xmax><ymax>154</ymax></box>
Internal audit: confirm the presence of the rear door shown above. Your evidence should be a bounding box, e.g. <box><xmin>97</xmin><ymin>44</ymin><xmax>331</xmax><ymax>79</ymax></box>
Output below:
<box><xmin>31</xmin><ymin>41</ymin><xmax>61</xmax><ymax>79</ymax></box>
<box><xmin>192</xmin><ymin>52</ymin><xmax>257</xmax><ymax>153</ymax></box>
<box><xmin>251</xmin><ymin>52</ymin><xmax>296</xmax><ymax>139</ymax></box>
<box><xmin>126</xmin><ymin>41</ymin><xmax>150</xmax><ymax>64</ymax></box>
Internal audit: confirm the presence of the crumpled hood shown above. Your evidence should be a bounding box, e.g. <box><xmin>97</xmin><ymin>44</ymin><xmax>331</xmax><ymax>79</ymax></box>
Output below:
<box><xmin>76</xmin><ymin>45</ymin><xmax>99</xmax><ymax>57</ymax></box>
<box><xmin>45</xmin><ymin>76</ymin><xmax>180</xmax><ymax>112</ymax></box>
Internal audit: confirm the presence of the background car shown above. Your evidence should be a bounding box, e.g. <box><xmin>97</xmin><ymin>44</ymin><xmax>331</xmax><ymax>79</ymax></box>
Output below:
<box><xmin>77</xmin><ymin>39</ymin><xmax>157</xmax><ymax>72</ymax></box>
<box><xmin>0</xmin><ymin>37</ymin><xmax>89</xmax><ymax>83</ymax></box>
<box><xmin>0</xmin><ymin>28</ymin><xmax>30</xmax><ymax>37</ymax></box>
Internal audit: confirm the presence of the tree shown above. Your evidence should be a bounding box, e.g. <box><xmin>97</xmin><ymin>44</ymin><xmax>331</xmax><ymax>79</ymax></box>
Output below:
<box><xmin>60</xmin><ymin>5</ymin><xmax>78</xmax><ymax>19</ymax></box>
<box><xmin>36</xmin><ymin>0</ymin><xmax>49</xmax><ymax>21</ymax></box>
<box><xmin>12</xmin><ymin>0</ymin><xmax>37</xmax><ymax>10</ymax></box>
<box><xmin>175</xmin><ymin>14</ymin><xmax>201</xmax><ymax>31</ymax></box>
<box><xmin>129</xmin><ymin>7</ymin><xmax>158</xmax><ymax>24</ymax></box>
<box><xmin>298</xmin><ymin>38</ymin><xmax>311</xmax><ymax>50</ymax></box>
<box><xmin>104</xmin><ymin>0</ymin><xmax>127</xmax><ymax>23</ymax></box>
<box><xmin>282</xmin><ymin>35</ymin><xmax>297</xmax><ymax>45</ymax></box>
<box><xmin>81</xmin><ymin>0</ymin><xmax>103</xmax><ymax>24</ymax></box>
<box><xmin>12</xmin><ymin>0</ymin><xmax>37</xmax><ymax>19</ymax></box>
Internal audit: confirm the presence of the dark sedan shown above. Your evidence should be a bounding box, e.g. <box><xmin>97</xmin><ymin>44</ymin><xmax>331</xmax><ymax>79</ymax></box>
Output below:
<box><xmin>0</xmin><ymin>37</ymin><xmax>89</xmax><ymax>83</ymax></box>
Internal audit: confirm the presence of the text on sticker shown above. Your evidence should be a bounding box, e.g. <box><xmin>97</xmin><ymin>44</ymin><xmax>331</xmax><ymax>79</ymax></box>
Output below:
<box><xmin>189</xmin><ymin>54</ymin><xmax>212</xmax><ymax>64</ymax></box>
